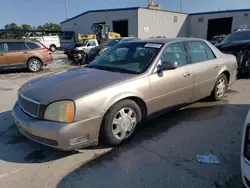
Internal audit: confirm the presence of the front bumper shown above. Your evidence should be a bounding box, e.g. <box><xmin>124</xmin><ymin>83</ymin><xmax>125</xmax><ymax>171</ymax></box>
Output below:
<box><xmin>12</xmin><ymin>102</ymin><xmax>102</xmax><ymax>151</ymax></box>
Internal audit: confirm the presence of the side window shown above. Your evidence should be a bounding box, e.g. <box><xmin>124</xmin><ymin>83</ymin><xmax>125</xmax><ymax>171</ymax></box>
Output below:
<box><xmin>160</xmin><ymin>42</ymin><xmax>187</xmax><ymax>66</ymax></box>
<box><xmin>88</xmin><ymin>40</ymin><xmax>96</xmax><ymax>46</ymax></box>
<box><xmin>7</xmin><ymin>42</ymin><xmax>28</xmax><ymax>52</ymax></box>
<box><xmin>26</xmin><ymin>42</ymin><xmax>41</xmax><ymax>49</ymax></box>
<box><xmin>187</xmin><ymin>41</ymin><xmax>208</xmax><ymax>63</ymax></box>
<box><xmin>203</xmin><ymin>42</ymin><xmax>216</xmax><ymax>60</ymax></box>
<box><xmin>0</xmin><ymin>43</ymin><xmax>4</xmax><ymax>52</ymax></box>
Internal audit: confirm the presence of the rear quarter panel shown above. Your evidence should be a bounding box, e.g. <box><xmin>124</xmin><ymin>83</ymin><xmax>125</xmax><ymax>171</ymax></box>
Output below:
<box><xmin>218</xmin><ymin>53</ymin><xmax>237</xmax><ymax>86</ymax></box>
<box><xmin>29</xmin><ymin>49</ymin><xmax>52</xmax><ymax>64</ymax></box>
<box><xmin>207</xmin><ymin>41</ymin><xmax>237</xmax><ymax>86</ymax></box>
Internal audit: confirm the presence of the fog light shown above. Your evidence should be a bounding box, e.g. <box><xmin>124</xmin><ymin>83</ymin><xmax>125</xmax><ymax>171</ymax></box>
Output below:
<box><xmin>69</xmin><ymin>135</ymin><xmax>89</xmax><ymax>146</ymax></box>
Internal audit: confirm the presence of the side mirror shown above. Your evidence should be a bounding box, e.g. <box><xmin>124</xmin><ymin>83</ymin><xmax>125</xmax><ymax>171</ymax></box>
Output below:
<box><xmin>87</xmin><ymin>43</ymin><xmax>91</xmax><ymax>47</ymax></box>
<box><xmin>157</xmin><ymin>61</ymin><xmax>178</xmax><ymax>71</ymax></box>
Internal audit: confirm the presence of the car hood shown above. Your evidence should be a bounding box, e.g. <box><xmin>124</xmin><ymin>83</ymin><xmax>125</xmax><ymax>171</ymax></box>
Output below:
<box><xmin>19</xmin><ymin>67</ymin><xmax>135</xmax><ymax>105</ymax></box>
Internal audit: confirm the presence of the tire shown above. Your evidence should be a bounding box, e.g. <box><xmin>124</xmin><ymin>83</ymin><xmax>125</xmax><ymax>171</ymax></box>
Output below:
<box><xmin>101</xmin><ymin>99</ymin><xmax>142</xmax><ymax>146</ymax></box>
<box><xmin>50</xmin><ymin>45</ymin><xmax>56</xmax><ymax>52</ymax></box>
<box><xmin>27</xmin><ymin>58</ymin><xmax>42</xmax><ymax>72</ymax></box>
<box><xmin>210</xmin><ymin>74</ymin><xmax>228</xmax><ymax>101</ymax></box>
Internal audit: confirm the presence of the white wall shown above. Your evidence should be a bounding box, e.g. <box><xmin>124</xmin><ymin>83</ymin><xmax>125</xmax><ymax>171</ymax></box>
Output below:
<box><xmin>138</xmin><ymin>8</ymin><xmax>189</xmax><ymax>39</ymax></box>
<box><xmin>61</xmin><ymin>9</ymin><xmax>138</xmax><ymax>37</ymax></box>
<box><xmin>189</xmin><ymin>11</ymin><xmax>250</xmax><ymax>39</ymax></box>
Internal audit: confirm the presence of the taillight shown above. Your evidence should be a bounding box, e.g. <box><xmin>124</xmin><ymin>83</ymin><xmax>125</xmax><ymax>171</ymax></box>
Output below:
<box><xmin>43</xmin><ymin>48</ymin><xmax>50</xmax><ymax>52</ymax></box>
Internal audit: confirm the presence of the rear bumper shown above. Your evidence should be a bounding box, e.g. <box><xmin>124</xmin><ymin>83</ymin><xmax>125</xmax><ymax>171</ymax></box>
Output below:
<box><xmin>12</xmin><ymin>102</ymin><xmax>102</xmax><ymax>151</ymax></box>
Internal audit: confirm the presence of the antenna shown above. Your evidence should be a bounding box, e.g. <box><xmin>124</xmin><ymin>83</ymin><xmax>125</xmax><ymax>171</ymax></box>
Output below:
<box><xmin>64</xmin><ymin>0</ymin><xmax>68</xmax><ymax>19</ymax></box>
<box><xmin>148</xmin><ymin>0</ymin><xmax>153</xmax><ymax>5</ymax></box>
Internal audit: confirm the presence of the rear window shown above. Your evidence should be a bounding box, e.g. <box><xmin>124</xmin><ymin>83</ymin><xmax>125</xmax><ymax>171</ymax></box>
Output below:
<box><xmin>0</xmin><ymin>43</ymin><xmax>4</xmax><ymax>52</ymax></box>
<box><xmin>7</xmin><ymin>42</ymin><xmax>28</xmax><ymax>52</ymax></box>
<box><xmin>26</xmin><ymin>42</ymin><xmax>41</xmax><ymax>49</ymax></box>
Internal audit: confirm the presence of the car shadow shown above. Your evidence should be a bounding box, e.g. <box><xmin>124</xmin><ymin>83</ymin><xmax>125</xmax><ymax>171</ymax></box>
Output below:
<box><xmin>56</xmin><ymin>102</ymin><xmax>250</xmax><ymax>188</ymax></box>
<box><xmin>0</xmin><ymin>110</ymin><xmax>79</xmax><ymax>163</ymax></box>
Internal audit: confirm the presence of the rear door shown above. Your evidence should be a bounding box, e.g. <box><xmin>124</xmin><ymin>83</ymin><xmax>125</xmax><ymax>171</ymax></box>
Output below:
<box><xmin>6</xmin><ymin>42</ymin><xmax>30</xmax><ymax>66</ymax></box>
<box><xmin>186</xmin><ymin>41</ymin><xmax>220</xmax><ymax>101</ymax></box>
<box><xmin>0</xmin><ymin>43</ymin><xmax>7</xmax><ymax>66</ymax></box>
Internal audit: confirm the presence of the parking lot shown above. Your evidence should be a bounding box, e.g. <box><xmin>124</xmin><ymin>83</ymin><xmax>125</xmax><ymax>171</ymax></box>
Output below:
<box><xmin>0</xmin><ymin>56</ymin><xmax>249</xmax><ymax>188</ymax></box>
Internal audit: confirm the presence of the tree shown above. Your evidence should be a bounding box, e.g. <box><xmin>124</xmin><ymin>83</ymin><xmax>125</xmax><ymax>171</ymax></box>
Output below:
<box><xmin>0</xmin><ymin>22</ymin><xmax>61</xmax><ymax>39</ymax></box>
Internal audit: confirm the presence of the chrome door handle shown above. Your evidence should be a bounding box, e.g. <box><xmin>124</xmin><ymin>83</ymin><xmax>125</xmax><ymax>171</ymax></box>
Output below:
<box><xmin>183</xmin><ymin>72</ymin><xmax>191</xmax><ymax>77</ymax></box>
<box><xmin>214</xmin><ymin>65</ymin><xmax>219</xmax><ymax>69</ymax></box>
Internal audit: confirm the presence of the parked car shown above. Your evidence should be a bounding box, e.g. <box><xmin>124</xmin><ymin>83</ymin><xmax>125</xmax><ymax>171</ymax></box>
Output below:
<box><xmin>241</xmin><ymin>109</ymin><xmax>250</xmax><ymax>188</ymax></box>
<box><xmin>28</xmin><ymin>35</ymin><xmax>60</xmax><ymax>52</ymax></box>
<box><xmin>12</xmin><ymin>38</ymin><xmax>237</xmax><ymax>150</ymax></box>
<box><xmin>64</xmin><ymin>39</ymin><xmax>99</xmax><ymax>60</ymax></box>
<box><xmin>88</xmin><ymin>37</ymin><xmax>138</xmax><ymax>62</ymax></box>
<box><xmin>215</xmin><ymin>29</ymin><xmax>250</xmax><ymax>76</ymax></box>
<box><xmin>0</xmin><ymin>40</ymin><xmax>52</xmax><ymax>72</ymax></box>
<box><xmin>210</xmin><ymin>35</ymin><xmax>226</xmax><ymax>45</ymax></box>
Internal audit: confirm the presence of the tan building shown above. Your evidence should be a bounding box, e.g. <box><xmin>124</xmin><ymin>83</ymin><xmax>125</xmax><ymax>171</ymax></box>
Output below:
<box><xmin>60</xmin><ymin>7</ymin><xmax>250</xmax><ymax>40</ymax></box>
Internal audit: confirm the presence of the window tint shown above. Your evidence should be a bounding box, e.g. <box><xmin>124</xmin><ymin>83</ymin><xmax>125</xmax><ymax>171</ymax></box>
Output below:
<box><xmin>88</xmin><ymin>40</ymin><xmax>96</xmax><ymax>46</ymax></box>
<box><xmin>224</xmin><ymin>31</ymin><xmax>250</xmax><ymax>42</ymax></box>
<box><xmin>26</xmin><ymin>42</ymin><xmax>41</xmax><ymax>49</ymax></box>
<box><xmin>160</xmin><ymin>42</ymin><xmax>187</xmax><ymax>66</ymax></box>
<box><xmin>0</xmin><ymin>43</ymin><xmax>4</xmax><ymax>52</ymax></box>
<box><xmin>188</xmin><ymin>41</ymin><xmax>208</xmax><ymax>63</ymax></box>
<box><xmin>7</xmin><ymin>42</ymin><xmax>28</xmax><ymax>51</ymax></box>
<box><xmin>203</xmin><ymin>42</ymin><xmax>216</xmax><ymax>59</ymax></box>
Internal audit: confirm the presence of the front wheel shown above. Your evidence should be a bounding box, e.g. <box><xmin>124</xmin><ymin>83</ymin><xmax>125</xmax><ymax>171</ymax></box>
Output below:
<box><xmin>210</xmin><ymin>74</ymin><xmax>228</xmax><ymax>101</ymax></box>
<box><xmin>101</xmin><ymin>100</ymin><xmax>142</xmax><ymax>146</ymax></box>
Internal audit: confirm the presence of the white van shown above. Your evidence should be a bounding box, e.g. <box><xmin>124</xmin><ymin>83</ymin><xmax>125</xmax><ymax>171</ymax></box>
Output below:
<box><xmin>28</xmin><ymin>36</ymin><xmax>60</xmax><ymax>52</ymax></box>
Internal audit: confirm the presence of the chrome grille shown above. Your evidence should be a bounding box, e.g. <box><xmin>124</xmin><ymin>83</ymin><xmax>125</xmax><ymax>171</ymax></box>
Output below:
<box><xmin>18</xmin><ymin>94</ymin><xmax>40</xmax><ymax>118</ymax></box>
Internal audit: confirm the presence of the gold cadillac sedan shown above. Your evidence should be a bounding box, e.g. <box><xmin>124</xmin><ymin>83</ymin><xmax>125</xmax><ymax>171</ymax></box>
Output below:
<box><xmin>12</xmin><ymin>38</ymin><xmax>237</xmax><ymax>150</ymax></box>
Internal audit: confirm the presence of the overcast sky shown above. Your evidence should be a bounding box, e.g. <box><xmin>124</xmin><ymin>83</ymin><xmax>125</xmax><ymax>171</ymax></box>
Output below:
<box><xmin>1</xmin><ymin>0</ymin><xmax>250</xmax><ymax>27</ymax></box>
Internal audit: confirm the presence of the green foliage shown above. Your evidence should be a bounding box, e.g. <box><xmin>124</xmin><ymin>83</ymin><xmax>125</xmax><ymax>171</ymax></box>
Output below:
<box><xmin>0</xmin><ymin>22</ymin><xmax>61</xmax><ymax>39</ymax></box>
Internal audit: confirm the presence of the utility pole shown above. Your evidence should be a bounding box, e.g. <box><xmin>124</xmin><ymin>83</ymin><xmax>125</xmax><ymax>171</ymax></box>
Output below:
<box><xmin>64</xmin><ymin>0</ymin><xmax>68</xmax><ymax>19</ymax></box>
<box><xmin>179</xmin><ymin>0</ymin><xmax>183</xmax><ymax>12</ymax></box>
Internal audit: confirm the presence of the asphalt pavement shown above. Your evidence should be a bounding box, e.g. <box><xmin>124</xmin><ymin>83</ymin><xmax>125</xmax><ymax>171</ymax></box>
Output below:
<box><xmin>0</xmin><ymin>60</ymin><xmax>249</xmax><ymax>188</ymax></box>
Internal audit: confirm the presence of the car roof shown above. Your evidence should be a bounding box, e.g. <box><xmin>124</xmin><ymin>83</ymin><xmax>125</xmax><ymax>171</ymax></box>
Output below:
<box><xmin>0</xmin><ymin>39</ymin><xmax>36</xmax><ymax>43</ymax></box>
<box><xmin>129</xmin><ymin>37</ymin><xmax>205</xmax><ymax>44</ymax></box>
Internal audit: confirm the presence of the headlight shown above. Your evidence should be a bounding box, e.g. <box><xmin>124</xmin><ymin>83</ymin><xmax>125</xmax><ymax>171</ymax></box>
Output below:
<box><xmin>44</xmin><ymin>101</ymin><xmax>75</xmax><ymax>123</ymax></box>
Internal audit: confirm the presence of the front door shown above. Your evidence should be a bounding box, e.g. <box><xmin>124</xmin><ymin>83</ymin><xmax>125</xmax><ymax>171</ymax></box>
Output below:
<box><xmin>148</xmin><ymin>42</ymin><xmax>193</xmax><ymax>114</ymax></box>
<box><xmin>0</xmin><ymin>43</ymin><xmax>7</xmax><ymax>66</ymax></box>
<box><xmin>6</xmin><ymin>42</ymin><xmax>29</xmax><ymax>66</ymax></box>
<box><xmin>186</xmin><ymin>41</ymin><xmax>220</xmax><ymax>101</ymax></box>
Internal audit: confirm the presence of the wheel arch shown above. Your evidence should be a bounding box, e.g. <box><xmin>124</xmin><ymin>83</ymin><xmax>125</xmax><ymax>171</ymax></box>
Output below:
<box><xmin>104</xmin><ymin>95</ymin><xmax>148</xmax><ymax>121</ymax></box>
<box><xmin>27</xmin><ymin>56</ymin><xmax>43</xmax><ymax>67</ymax></box>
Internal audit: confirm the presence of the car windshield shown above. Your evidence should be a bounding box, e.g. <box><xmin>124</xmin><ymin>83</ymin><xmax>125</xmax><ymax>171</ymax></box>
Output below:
<box><xmin>223</xmin><ymin>31</ymin><xmax>250</xmax><ymax>42</ymax></box>
<box><xmin>104</xmin><ymin>39</ymin><xmax>122</xmax><ymax>47</ymax></box>
<box><xmin>87</xmin><ymin>42</ymin><xmax>162</xmax><ymax>74</ymax></box>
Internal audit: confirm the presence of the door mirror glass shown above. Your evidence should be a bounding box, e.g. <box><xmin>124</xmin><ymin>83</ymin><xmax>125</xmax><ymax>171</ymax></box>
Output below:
<box><xmin>158</xmin><ymin>60</ymin><xmax>178</xmax><ymax>71</ymax></box>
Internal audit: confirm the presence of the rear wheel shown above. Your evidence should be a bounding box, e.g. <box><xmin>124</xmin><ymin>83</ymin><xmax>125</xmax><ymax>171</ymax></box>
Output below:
<box><xmin>210</xmin><ymin>74</ymin><xmax>227</xmax><ymax>101</ymax></box>
<box><xmin>101</xmin><ymin>100</ymin><xmax>142</xmax><ymax>146</ymax></box>
<box><xmin>50</xmin><ymin>45</ymin><xmax>56</xmax><ymax>52</ymax></box>
<box><xmin>27</xmin><ymin>58</ymin><xmax>42</xmax><ymax>72</ymax></box>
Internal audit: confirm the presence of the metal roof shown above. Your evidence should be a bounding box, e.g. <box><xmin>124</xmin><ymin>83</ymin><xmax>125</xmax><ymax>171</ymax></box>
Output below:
<box><xmin>189</xmin><ymin>8</ymin><xmax>250</xmax><ymax>16</ymax></box>
<box><xmin>60</xmin><ymin>7</ymin><xmax>140</xmax><ymax>24</ymax></box>
<box><xmin>0</xmin><ymin>39</ymin><xmax>35</xmax><ymax>43</ymax></box>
